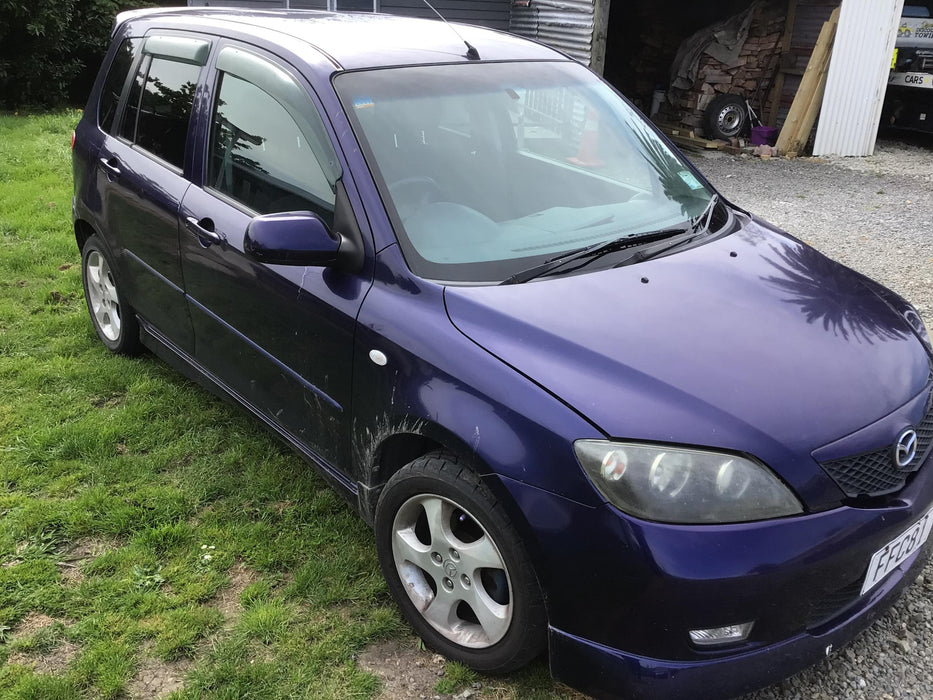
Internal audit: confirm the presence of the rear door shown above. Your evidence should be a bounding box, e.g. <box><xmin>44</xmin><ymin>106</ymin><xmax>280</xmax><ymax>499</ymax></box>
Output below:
<box><xmin>97</xmin><ymin>34</ymin><xmax>211</xmax><ymax>352</ymax></box>
<box><xmin>179</xmin><ymin>43</ymin><xmax>371</xmax><ymax>469</ymax></box>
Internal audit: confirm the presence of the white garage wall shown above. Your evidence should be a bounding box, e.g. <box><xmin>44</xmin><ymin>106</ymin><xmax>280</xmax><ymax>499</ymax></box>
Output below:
<box><xmin>813</xmin><ymin>0</ymin><xmax>905</xmax><ymax>156</ymax></box>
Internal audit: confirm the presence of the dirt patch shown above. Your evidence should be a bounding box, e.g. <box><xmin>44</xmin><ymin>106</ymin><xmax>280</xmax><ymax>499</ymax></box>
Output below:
<box><xmin>5</xmin><ymin>540</ymin><xmax>31</xmax><ymax>565</ymax></box>
<box><xmin>45</xmin><ymin>290</ymin><xmax>76</xmax><ymax>306</ymax></box>
<box><xmin>57</xmin><ymin>561</ymin><xmax>83</xmax><ymax>584</ymax></box>
<box><xmin>57</xmin><ymin>537</ymin><xmax>117</xmax><ymax>584</ymax></box>
<box><xmin>14</xmin><ymin>613</ymin><xmax>56</xmax><ymax>637</ymax></box>
<box><xmin>357</xmin><ymin>638</ymin><xmax>450</xmax><ymax>699</ymax></box>
<box><xmin>8</xmin><ymin>614</ymin><xmax>78</xmax><ymax>675</ymax></box>
<box><xmin>125</xmin><ymin>655</ymin><xmax>193</xmax><ymax>699</ymax></box>
<box><xmin>271</xmin><ymin>501</ymin><xmax>291</xmax><ymax>513</ymax></box>
<box><xmin>8</xmin><ymin>640</ymin><xmax>79</xmax><ymax>675</ymax></box>
<box><xmin>90</xmin><ymin>394</ymin><xmax>125</xmax><ymax>409</ymax></box>
<box><xmin>210</xmin><ymin>561</ymin><xmax>258</xmax><ymax>619</ymax></box>
<box><xmin>63</xmin><ymin>537</ymin><xmax>116</xmax><ymax>560</ymax></box>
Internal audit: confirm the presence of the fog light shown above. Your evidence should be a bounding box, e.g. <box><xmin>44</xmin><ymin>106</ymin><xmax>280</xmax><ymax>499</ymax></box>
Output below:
<box><xmin>688</xmin><ymin>622</ymin><xmax>754</xmax><ymax>647</ymax></box>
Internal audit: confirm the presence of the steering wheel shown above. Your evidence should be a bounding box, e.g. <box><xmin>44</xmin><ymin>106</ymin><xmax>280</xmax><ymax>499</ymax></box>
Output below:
<box><xmin>388</xmin><ymin>176</ymin><xmax>443</xmax><ymax>218</ymax></box>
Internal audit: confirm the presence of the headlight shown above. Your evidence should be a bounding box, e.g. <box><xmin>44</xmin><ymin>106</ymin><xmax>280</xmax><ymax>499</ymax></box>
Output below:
<box><xmin>574</xmin><ymin>441</ymin><xmax>802</xmax><ymax>524</ymax></box>
<box><xmin>903</xmin><ymin>307</ymin><xmax>931</xmax><ymax>353</ymax></box>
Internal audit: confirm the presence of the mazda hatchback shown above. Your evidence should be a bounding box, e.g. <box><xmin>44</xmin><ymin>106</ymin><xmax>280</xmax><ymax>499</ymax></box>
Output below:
<box><xmin>72</xmin><ymin>8</ymin><xmax>933</xmax><ymax>699</ymax></box>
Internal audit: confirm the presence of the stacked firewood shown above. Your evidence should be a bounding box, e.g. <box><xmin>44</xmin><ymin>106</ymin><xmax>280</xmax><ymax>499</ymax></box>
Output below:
<box><xmin>657</xmin><ymin>5</ymin><xmax>786</xmax><ymax>133</ymax></box>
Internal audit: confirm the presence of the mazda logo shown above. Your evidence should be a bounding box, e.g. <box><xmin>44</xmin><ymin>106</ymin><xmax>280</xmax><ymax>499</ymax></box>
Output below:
<box><xmin>894</xmin><ymin>429</ymin><xmax>918</xmax><ymax>469</ymax></box>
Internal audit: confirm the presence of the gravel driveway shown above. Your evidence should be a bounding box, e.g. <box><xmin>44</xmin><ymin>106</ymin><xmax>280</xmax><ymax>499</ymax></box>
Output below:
<box><xmin>692</xmin><ymin>136</ymin><xmax>933</xmax><ymax>700</ymax></box>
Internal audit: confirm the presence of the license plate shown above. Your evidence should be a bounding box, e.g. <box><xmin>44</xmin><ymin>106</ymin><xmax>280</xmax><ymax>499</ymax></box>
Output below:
<box><xmin>861</xmin><ymin>508</ymin><xmax>933</xmax><ymax>596</ymax></box>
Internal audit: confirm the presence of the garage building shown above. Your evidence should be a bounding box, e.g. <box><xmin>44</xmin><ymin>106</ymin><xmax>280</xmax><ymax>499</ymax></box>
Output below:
<box><xmin>188</xmin><ymin>0</ymin><xmax>921</xmax><ymax>155</ymax></box>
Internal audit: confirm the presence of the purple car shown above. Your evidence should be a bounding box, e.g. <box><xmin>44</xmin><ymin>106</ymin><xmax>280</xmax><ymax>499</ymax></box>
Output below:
<box><xmin>72</xmin><ymin>8</ymin><xmax>933</xmax><ymax>699</ymax></box>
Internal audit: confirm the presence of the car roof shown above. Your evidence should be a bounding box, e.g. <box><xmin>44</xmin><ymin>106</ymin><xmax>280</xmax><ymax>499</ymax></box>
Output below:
<box><xmin>116</xmin><ymin>8</ymin><xmax>567</xmax><ymax>71</ymax></box>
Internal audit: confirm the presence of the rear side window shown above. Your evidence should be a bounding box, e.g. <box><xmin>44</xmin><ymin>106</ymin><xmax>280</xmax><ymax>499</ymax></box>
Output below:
<box><xmin>118</xmin><ymin>36</ymin><xmax>210</xmax><ymax>170</ymax></box>
<box><xmin>130</xmin><ymin>57</ymin><xmax>200</xmax><ymax>169</ymax></box>
<box><xmin>98</xmin><ymin>38</ymin><xmax>140</xmax><ymax>134</ymax></box>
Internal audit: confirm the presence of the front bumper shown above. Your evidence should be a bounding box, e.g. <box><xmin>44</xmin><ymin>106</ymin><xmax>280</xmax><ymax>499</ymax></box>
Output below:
<box><xmin>548</xmin><ymin>539</ymin><xmax>928</xmax><ymax>699</ymax></box>
<box><xmin>499</xmin><ymin>447</ymin><xmax>933</xmax><ymax>700</ymax></box>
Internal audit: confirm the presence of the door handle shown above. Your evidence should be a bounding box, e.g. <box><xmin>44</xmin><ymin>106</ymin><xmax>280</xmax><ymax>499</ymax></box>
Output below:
<box><xmin>98</xmin><ymin>157</ymin><xmax>121</xmax><ymax>177</ymax></box>
<box><xmin>185</xmin><ymin>216</ymin><xmax>224</xmax><ymax>247</ymax></box>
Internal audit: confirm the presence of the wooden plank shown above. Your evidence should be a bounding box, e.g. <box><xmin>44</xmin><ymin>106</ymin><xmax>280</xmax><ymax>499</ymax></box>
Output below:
<box><xmin>590</xmin><ymin>0</ymin><xmax>611</xmax><ymax>75</ymax></box>
<box><xmin>786</xmin><ymin>6</ymin><xmax>840</xmax><ymax>152</ymax></box>
<box><xmin>766</xmin><ymin>0</ymin><xmax>798</xmax><ymax>126</ymax></box>
<box><xmin>657</xmin><ymin>127</ymin><xmax>724</xmax><ymax>150</ymax></box>
<box><xmin>651</xmin><ymin>121</ymin><xmax>684</xmax><ymax>133</ymax></box>
<box><xmin>793</xmin><ymin>19</ymin><xmax>837</xmax><ymax>153</ymax></box>
<box><xmin>775</xmin><ymin>6</ymin><xmax>840</xmax><ymax>155</ymax></box>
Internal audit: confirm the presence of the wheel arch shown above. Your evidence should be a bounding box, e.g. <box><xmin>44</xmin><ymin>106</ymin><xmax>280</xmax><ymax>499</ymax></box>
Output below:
<box><xmin>356</xmin><ymin>419</ymin><xmax>545</xmax><ymax>546</ymax></box>
<box><xmin>355</xmin><ymin>418</ymin><xmax>556</xmax><ymax>618</ymax></box>
<box><xmin>75</xmin><ymin>218</ymin><xmax>96</xmax><ymax>252</ymax></box>
<box><xmin>356</xmin><ymin>419</ymin><xmax>493</xmax><ymax>524</ymax></box>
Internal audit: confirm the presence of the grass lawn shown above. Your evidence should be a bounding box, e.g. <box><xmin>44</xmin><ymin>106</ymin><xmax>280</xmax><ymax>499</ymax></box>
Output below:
<box><xmin>0</xmin><ymin>111</ymin><xmax>574</xmax><ymax>699</ymax></box>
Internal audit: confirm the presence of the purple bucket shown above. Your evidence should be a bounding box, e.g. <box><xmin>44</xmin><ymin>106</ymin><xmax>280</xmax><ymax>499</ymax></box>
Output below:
<box><xmin>751</xmin><ymin>125</ymin><xmax>778</xmax><ymax>146</ymax></box>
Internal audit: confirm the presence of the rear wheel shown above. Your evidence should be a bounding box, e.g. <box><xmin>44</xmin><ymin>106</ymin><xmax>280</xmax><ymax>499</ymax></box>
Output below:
<box><xmin>375</xmin><ymin>453</ymin><xmax>546</xmax><ymax>672</ymax></box>
<box><xmin>81</xmin><ymin>235</ymin><xmax>141</xmax><ymax>355</ymax></box>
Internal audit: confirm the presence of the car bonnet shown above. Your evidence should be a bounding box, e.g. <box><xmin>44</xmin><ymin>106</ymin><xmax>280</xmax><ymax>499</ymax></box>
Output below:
<box><xmin>444</xmin><ymin>218</ymin><xmax>931</xmax><ymax>467</ymax></box>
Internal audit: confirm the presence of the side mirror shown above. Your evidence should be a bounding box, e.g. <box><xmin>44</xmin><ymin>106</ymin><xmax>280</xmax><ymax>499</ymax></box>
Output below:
<box><xmin>244</xmin><ymin>211</ymin><xmax>340</xmax><ymax>266</ymax></box>
<box><xmin>243</xmin><ymin>181</ymin><xmax>365</xmax><ymax>273</ymax></box>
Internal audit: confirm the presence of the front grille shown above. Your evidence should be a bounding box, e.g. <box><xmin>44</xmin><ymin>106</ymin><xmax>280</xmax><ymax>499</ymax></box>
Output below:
<box><xmin>806</xmin><ymin>575</ymin><xmax>864</xmax><ymax>629</ymax></box>
<box><xmin>918</xmin><ymin>388</ymin><xmax>933</xmax><ymax>449</ymax></box>
<box><xmin>820</xmin><ymin>390</ymin><xmax>933</xmax><ymax>498</ymax></box>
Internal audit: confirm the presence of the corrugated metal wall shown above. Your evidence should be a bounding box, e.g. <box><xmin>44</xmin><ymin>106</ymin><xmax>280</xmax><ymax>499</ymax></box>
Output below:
<box><xmin>188</xmin><ymin>0</ymin><xmax>321</xmax><ymax>8</ymax></box>
<box><xmin>510</xmin><ymin>0</ymin><xmax>596</xmax><ymax>65</ymax></box>
<box><xmin>187</xmin><ymin>0</ymin><xmax>509</xmax><ymax>29</ymax></box>
<box><xmin>188</xmin><ymin>1</ymin><xmax>364</xmax><ymax>10</ymax></box>
<box><xmin>813</xmin><ymin>0</ymin><xmax>905</xmax><ymax>156</ymax></box>
<box><xmin>377</xmin><ymin>0</ymin><xmax>510</xmax><ymax>31</ymax></box>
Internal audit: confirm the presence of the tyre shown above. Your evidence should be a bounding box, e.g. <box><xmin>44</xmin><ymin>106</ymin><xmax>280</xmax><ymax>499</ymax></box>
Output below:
<box><xmin>374</xmin><ymin>453</ymin><xmax>546</xmax><ymax>673</ymax></box>
<box><xmin>81</xmin><ymin>235</ymin><xmax>141</xmax><ymax>355</ymax></box>
<box><xmin>704</xmin><ymin>94</ymin><xmax>749</xmax><ymax>140</ymax></box>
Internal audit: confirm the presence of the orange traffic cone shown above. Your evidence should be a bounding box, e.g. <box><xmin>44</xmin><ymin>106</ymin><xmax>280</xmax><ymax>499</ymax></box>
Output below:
<box><xmin>567</xmin><ymin>108</ymin><xmax>604</xmax><ymax>168</ymax></box>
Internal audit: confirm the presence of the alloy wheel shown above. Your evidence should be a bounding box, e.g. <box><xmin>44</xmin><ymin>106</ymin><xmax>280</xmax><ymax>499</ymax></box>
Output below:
<box><xmin>84</xmin><ymin>250</ymin><xmax>122</xmax><ymax>342</ymax></box>
<box><xmin>391</xmin><ymin>494</ymin><xmax>513</xmax><ymax>648</ymax></box>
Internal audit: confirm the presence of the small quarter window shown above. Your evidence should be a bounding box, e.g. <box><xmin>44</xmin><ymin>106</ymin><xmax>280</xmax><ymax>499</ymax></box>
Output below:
<box><xmin>98</xmin><ymin>38</ymin><xmax>140</xmax><ymax>134</ymax></box>
<box><xmin>119</xmin><ymin>63</ymin><xmax>146</xmax><ymax>143</ymax></box>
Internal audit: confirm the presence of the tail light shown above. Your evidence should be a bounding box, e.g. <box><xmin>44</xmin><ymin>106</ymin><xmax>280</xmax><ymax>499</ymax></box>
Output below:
<box><xmin>71</xmin><ymin>131</ymin><xmax>76</xmax><ymax>150</ymax></box>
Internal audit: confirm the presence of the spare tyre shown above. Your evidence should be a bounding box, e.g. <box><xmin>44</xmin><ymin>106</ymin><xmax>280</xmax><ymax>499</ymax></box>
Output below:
<box><xmin>704</xmin><ymin>94</ymin><xmax>749</xmax><ymax>140</ymax></box>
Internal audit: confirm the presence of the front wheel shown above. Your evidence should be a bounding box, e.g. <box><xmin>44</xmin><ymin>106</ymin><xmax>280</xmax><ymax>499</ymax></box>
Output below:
<box><xmin>81</xmin><ymin>235</ymin><xmax>141</xmax><ymax>355</ymax></box>
<box><xmin>374</xmin><ymin>453</ymin><xmax>546</xmax><ymax>673</ymax></box>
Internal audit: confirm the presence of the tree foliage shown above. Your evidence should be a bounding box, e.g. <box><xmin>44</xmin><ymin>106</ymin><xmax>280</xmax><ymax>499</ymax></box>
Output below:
<box><xmin>0</xmin><ymin>0</ymin><xmax>170</xmax><ymax>108</ymax></box>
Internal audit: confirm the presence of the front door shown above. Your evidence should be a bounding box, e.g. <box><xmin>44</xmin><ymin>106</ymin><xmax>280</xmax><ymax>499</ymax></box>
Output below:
<box><xmin>180</xmin><ymin>43</ymin><xmax>370</xmax><ymax>469</ymax></box>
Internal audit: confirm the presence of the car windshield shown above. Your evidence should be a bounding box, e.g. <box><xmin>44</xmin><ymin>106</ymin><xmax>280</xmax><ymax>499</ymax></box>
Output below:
<box><xmin>335</xmin><ymin>61</ymin><xmax>716</xmax><ymax>283</ymax></box>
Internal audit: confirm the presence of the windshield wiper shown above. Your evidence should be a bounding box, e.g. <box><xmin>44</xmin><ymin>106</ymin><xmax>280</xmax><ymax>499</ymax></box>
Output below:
<box><xmin>499</xmin><ymin>227</ymin><xmax>688</xmax><ymax>285</ymax></box>
<box><xmin>689</xmin><ymin>193</ymin><xmax>720</xmax><ymax>239</ymax></box>
<box><xmin>499</xmin><ymin>194</ymin><xmax>723</xmax><ymax>285</ymax></box>
<box><xmin>611</xmin><ymin>194</ymin><xmax>723</xmax><ymax>268</ymax></box>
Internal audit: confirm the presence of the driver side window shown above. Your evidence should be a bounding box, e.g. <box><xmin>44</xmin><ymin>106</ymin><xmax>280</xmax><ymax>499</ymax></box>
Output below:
<box><xmin>208</xmin><ymin>52</ymin><xmax>339</xmax><ymax>225</ymax></box>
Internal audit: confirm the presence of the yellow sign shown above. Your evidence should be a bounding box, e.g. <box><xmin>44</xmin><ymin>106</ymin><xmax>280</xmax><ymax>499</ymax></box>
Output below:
<box><xmin>891</xmin><ymin>48</ymin><xmax>898</xmax><ymax>70</ymax></box>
